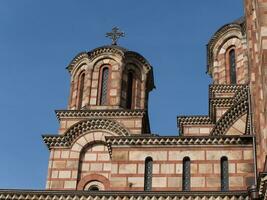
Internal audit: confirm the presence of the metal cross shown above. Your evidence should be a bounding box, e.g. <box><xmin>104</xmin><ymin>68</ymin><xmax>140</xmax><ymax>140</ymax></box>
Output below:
<box><xmin>106</xmin><ymin>27</ymin><xmax>125</xmax><ymax>45</ymax></box>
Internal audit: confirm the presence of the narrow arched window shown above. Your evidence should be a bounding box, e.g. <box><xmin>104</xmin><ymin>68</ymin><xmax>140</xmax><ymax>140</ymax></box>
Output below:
<box><xmin>126</xmin><ymin>71</ymin><xmax>134</xmax><ymax>109</ymax></box>
<box><xmin>182</xmin><ymin>157</ymin><xmax>190</xmax><ymax>191</ymax></box>
<box><xmin>229</xmin><ymin>49</ymin><xmax>236</xmax><ymax>84</ymax></box>
<box><xmin>144</xmin><ymin>157</ymin><xmax>153</xmax><ymax>191</ymax></box>
<box><xmin>221</xmin><ymin>156</ymin><xmax>229</xmax><ymax>191</ymax></box>
<box><xmin>100</xmin><ymin>66</ymin><xmax>109</xmax><ymax>105</ymax></box>
<box><xmin>77</xmin><ymin>73</ymin><xmax>85</xmax><ymax>109</ymax></box>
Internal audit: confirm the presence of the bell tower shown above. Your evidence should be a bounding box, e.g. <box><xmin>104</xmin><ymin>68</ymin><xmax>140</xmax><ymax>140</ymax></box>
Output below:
<box><xmin>60</xmin><ymin>28</ymin><xmax>155</xmax><ymax>134</ymax></box>
<box><xmin>43</xmin><ymin>28</ymin><xmax>155</xmax><ymax>190</ymax></box>
<box><xmin>67</xmin><ymin>28</ymin><xmax>154</xmax><ymax>111</ymax></box>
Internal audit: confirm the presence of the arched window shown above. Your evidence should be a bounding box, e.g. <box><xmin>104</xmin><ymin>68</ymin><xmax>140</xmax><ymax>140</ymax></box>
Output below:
<box><xmin>182</xmin><ymin>157</ymin><xmax>190</xmax><ymax>191</ymax></box>
<box><xmin>221</xmin><ymin>156</ymin><xmax>229</xmax><ymax>191</ymax></box>
<box><xmin>100</xmin><ymin>66</ymin><xmax>110</xmax><ymax>105</ymax></box>
<box><xmin>144</xmin><ymin>157</ymin><xmax>153</xmax><ymax>191</ymax></box>
<box><xmin>229</xmin><ymin>49</ymin><xmax>236</xmax><ymax>84</ymax></box>
<box><xmin>126</xmin><ymin>71</ymin><xmax>134</xmax><ymax>109</ymax></box>
<box><xmin>77</xmin><ymin>72</ymin><xmax>85</xmax><ymax>109</ymax></box>
<box><xmin>88</xmin><ymin>185</ymin><xmax>99</xmax><ymax>191</ymax></box>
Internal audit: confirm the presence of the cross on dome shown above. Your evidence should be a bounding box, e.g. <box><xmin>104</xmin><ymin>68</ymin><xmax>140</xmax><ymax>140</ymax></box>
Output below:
<box><xmin>105</xmin><ymin>27</ymin><xmax>125</xmax><ymax>45</ymax></box>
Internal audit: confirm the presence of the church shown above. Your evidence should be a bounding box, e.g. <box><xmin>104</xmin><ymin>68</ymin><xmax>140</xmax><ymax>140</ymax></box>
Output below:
<box><xmin>1</xmin><ymin>0</ymin><xmax>267</xmax><ymax>199</ymax></box>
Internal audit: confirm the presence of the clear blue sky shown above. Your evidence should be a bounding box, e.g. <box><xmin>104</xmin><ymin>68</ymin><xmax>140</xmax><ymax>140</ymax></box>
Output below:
<box><xmin>0</xmin><ymin>0</ymin><xmax>243</xmax><ymax>189</ymax></box>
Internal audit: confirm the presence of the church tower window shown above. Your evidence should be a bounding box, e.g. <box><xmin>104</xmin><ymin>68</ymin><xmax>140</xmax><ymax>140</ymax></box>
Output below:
<box><xmin>99</xmin><ymin>66</ymin><xmax>110</xmax><ymax>105</ymax></box>
<box><xmin>77</xmin><ymin>72</ymin><xmax>85</xmax><ymax>109</ymax></box>
<box><xmin>221</xmin><ymin>156</ymin><xmax>229</xmax><ymax>191</ymax></box>
<box><xmin>126</xmin><ymin>71</ymin><xmax>134</xmax><ymax>109</ymax></box>
<box><xmin>144</xmin><ymin>157</ymin><xmax>153</xmax><ymax>191</ymax></box>
<box><xmin>182</xmin><ymin>157</ymin><xmax>191</xmax><ymax>191</ymax></box>
<box><xmin>229</xmin><ymin>49</ymin><xmax>236</xmax><ymax>84</ymax></box>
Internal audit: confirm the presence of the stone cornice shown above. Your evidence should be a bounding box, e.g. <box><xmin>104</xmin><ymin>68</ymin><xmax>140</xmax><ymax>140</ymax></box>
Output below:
<box><xmin>209</xmin><ymin>84</ymin><xmax>247</xmax><ymax>99</ymax></box>
<box><xmin>177</xmin><ymin>116</ymin><xmax>213</xmax><ymax>134</ymax></box>
<box><xmin>106</xmin><ymin>135</ymin><xmax>253</xmax><ymax>146</ymax></box>
<box><xmin>0</xmin><ymin>189</ymin><xmax>249</xmax><ymax>200</ymax></box>
<box><xmin>55</xmin><ymin>109</ymin><xmax>147</xmax><ymax>121</ymax></box>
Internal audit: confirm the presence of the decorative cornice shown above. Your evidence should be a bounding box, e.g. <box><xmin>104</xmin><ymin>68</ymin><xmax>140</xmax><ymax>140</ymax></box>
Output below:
<box><xmin>55</xmin><ymin>109</ymin><xmax>147</xmax><ymax>121</ymax></box>
<box><xmin>43</xmin><ymin>118</ymin><xmax>130</xmax><ymax>149</ymax></box>
<box><xmin>209</xmin><ymin>84</ymin><xmax>247</xmax><ymax>99</ymax></box>
<box><xmin>88</xmin><ymin>46</ymin><xmax>125</xmax><ymax>61</ymax></box>
<box><xmin>210</xmin><ymin>98</ymin><xmax>234</xmax><ymax>108</ymax></box>
<box><xmin>0</xmin><ymin>189</ymin><xmax>249</xmax><ymax>200</ymax></box>
<box><xmin>67</xmin><ymin>52</ymin><xmax>89</xmax><ymax>73</ymax></box>
<box><xmin>177</xmin><ymin>116</ymin><xmax>213</xmax><ymax>134</ymax></box>
<box><xmin>106</xmin><ymin>135</ymin><xmax>253</xmax><ymax>146</ymax></box>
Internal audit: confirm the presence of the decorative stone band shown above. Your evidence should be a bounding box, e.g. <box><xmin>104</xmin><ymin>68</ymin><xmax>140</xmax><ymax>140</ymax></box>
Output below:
<box><xmin>258</xmin><ymin>172</ymin><xmax>267</xmax><ymax>199</ymax></box>
<box><xmin>0</xmin><ymin>189</ymin><xmax>249</xmax><ymax>200</ymax></box>
<box><xmin>105</xmin><ymin>135</ymin><xmax>252</xmax><ymax>158</ymax></box>
<box><xmin>177</xmin><ymin>116</ymin><xmax>212</xmax><ymax>134</ymax></box>
<box><xmin>209</xmin><ymin>84</ymin><xmax>248</xmax><ymax>99</ymax></box>
<box><xmin>210</xmin><ymin>98</ymin><xmax>234</xmax><ymax>108</ymax></box>
<box><xmin>43</xmin><ymin>118</ymin><xmax>130</xmax><ymax>149</ymax></box>
<box><xmin>55</xmin><ymin>109</ymin><xmax>147</xmax><ymax>121</ymax></box>
<box><xmin>106</xmin><ymin>135</ymin><xmax>253</xmax><ymax>146</ymax></box>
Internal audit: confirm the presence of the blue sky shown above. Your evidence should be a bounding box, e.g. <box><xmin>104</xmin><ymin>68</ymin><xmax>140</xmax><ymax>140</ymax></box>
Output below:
<box><xmin>0</xmin><ymin>0</ymin><xmax>243</xmax><ymax>189</ymax></box>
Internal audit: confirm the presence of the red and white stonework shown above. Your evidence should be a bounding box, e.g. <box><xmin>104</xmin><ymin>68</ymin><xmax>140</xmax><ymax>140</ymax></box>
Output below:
<box><xmin>3</xmin><ymin>1</ymin><xmax>267</xmax><ymax>199</ymax></box>
<box><xmin>43</xmin><ymin>39</ymin><xmax>256</xmax><ymax>191</ymax></box>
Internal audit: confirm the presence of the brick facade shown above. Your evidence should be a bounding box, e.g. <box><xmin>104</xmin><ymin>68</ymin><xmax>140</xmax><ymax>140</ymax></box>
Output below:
<box><xmin>40</xmin><ymin>0</ymin><xmax>267</xmax><ymax>194</ymax></box>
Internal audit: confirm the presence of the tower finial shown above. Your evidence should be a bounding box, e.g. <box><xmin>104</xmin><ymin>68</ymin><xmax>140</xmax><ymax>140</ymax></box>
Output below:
<box><xmin>106</xmin><ymin>27</ymin><xmax>125</xmax><ymax>45</ymax></box>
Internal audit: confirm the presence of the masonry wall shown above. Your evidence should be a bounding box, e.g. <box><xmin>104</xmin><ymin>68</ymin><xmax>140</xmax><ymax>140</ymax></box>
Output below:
<box><xmin>46</xmin><ymin>129</ymin><xmax>254</xmax><ymax>191</ymax></box>
<box><xmin>245</xmin><ymin>0</ymin><xmax>267</xmax><ymax>171</ymax></box>
<box><xmin>110</xmin><ymin>146</ymin><xmax>254</xmax><ymax>191</ymax></box>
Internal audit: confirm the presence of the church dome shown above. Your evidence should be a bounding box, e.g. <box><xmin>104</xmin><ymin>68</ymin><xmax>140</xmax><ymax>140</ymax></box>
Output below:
<box><xmin>66</xmin><ymin>44</ymin><xmax>155</xmax><ymax>111</ymax></box>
